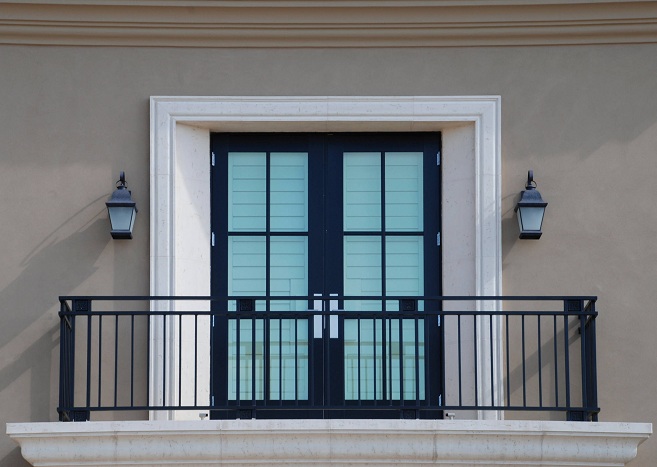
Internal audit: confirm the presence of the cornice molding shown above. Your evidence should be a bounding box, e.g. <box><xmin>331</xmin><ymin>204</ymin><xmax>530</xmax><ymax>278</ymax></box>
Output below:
<box><xmin>1</xmin><ymin>1</ymin><xmax>657</xmax><ymax>47</ymax></box>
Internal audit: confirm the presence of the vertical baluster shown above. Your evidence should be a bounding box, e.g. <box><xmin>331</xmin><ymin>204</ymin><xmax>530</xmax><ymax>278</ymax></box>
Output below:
<box><xmin>98</xmin><ymin>314</ymin><xmax>103</xmax><ymax>408</ymax></box>
<box><xmin>251</xmin><ymin>315</ymin><xmax>256</xmax><ymax>409</ymax></box>
<box><xmin>114</xmin><ymin>314</ymin><xmax>119</xmax><ymax>409</ymax></box>
<box><xmin>589</xmin><ymin>302</ymin><xmax>598</xmax><ymax>421</ymax></box>
<box><xmin>414</xmin><ymin>315</ymin><xmax>419</xmax><ymax>407</ymax></box>
<box><xmin>373</xmin><ymin>318</ymin><xmax>377</xmax><ymax>403</ymax></box>
<box><xmin>489</xmin><ymin>314</ymin><xmax>494</xmax><ymax>408</ymax></box>
<box><xmin>521</xmin><ymin>314</ymin><xmax>527</xmax><ymax>408</ymax></box>
<box><xmin>131</xmin><ymin>314</ymin><xmax>135</xmax><ymax>408</ymax></box>
<box><xmin>553</xmin><ymin>314</ymin><xmax>559</xmax><ymax>408</ymax></box>
<box><xmin>178</xmin><ymin>314</ymin><xmax>182</xmax><ymax>408</ymax></box>
<box><xmin>538</xmin><ymin>315</ymin><xmax>543</xmax><ymax>408</ymax></box>
<box><xmin>564</xmin><ymin>312</ymin><xmax>571</xmax><ymax>415</ymax></box>
<box><xmin>295</xmin><ymin>315</ymin><xmax>299</xmax><ymax>404</ymax></box>
<box><xmin>381</xmin><ymin>318</ymin><xmax>387</xmax><ymax>403</ymax></box>
<box><xmin>473</xmin><ymin>315</ymin><xmax>478</xmax><ymax>407</ymax></box>
<box><xmin>279</xmin><ymin>317</ymin><xmax>282</xmax><ymax>405</ymax></box>
<box><xmin>236</xmin><ymin>316</ymin><xmax>241</xmax><ymax>406</ymax></box>
<box><xmin>194</xmin><ymin>313</ymin><xmax>198</xmax><ymax>408</ymax></box>
<box><xmin>162</xmin><ymin>314</ymin><xmax>166</xmax><ymax>407</ymax></box>
<box><xmin>458</xmin><ymin>314</ymin><xmax>463</xmax><ymax>407</ymax></box>
<box><xmin>399</xmin><ymin>317</ymin><xmax>404</xmax><ymax>404</ymax></box>
<box><xmin>357</xmin><ymin>317</ymin><xmax>361</xmax><ymax>404</ymax></box>
<box><xmin>580</xmin><ymin>309</ymin><xmax>588</xmax><ymax>419</ymax></box>
<box><xmin>505</xmin><ymin>314</ymin><xmax>510</xmax><ymax>408</ymax></box>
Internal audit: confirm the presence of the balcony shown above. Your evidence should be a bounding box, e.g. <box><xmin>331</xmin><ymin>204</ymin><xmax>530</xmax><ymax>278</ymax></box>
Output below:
<box><xmin>7</xmin><ymin>295</ymin><xmax>651</xmax><ymax>466</ymax></box>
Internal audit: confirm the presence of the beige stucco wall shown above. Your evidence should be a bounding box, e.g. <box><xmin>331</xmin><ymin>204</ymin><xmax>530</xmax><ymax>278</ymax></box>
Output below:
<box><xmin>1</xmin><ymin>44</ymin><xmax>656</xmax><ymax>466</ymax></box>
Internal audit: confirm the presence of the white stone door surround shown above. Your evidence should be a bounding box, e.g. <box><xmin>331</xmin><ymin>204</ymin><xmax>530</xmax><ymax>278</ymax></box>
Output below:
<box><xmin>149</xmin><ymin>96</ymin><xmax>503</xmax><ymax>420</ymax></box>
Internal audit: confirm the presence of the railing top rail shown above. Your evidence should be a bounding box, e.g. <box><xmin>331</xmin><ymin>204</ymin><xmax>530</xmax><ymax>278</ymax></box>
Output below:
<box><xmin>58</xmin><ymin>311</ymin><xmax>597</xmax><ymax>319</ymax></box>
<box><xmin>59</xmin><ymin>295</ymin><xmax>598</xmax><ymax>302</ymax></box>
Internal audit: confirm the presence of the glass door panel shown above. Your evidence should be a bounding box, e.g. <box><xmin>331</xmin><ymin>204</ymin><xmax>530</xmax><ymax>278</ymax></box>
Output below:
<box><xmin>224</xmin><ymin>148</ymin><xmax>309</xmax><ymax>403</ymax></box>
<box><xmin>343</xmin><ymin>236</ymin><xmax>382</xmax><ymax>311</ymax></box>
<box><xmin>385</xmin><ymin>152</ymin><xmax>424</xmax><ymax>231</ymax></box>
<box><xmin>343</xmin><ymin>152</ymin><xmax>381</xmax><ymax>232</ymax></box>
<box><xmin>341</xmin><ymin>148</ymin><xmax>428</xmax><ymax>404</ymax></box>
<box><xmin>228</xmin><ymin>319</ymin><xmax>265</xmax><ymax>401</ymax></box>
<box><xmin>270</xmin><ymin>152</ymin><xmax>308</xmax><ymax>232</ymax></box>
<box><xmin>228</xmin><ymin>152</ymin><xmax>266</xmax><ymax>232</ymax></box>
<box><xmin>385</xmin><ymin>237</ymin><xmax>424</xmax><ymax>311</ymax></box>
<box><xmin>270</xmin><ymin>319</ymin><xmax>309</xmax><ymax>400</ymax></box>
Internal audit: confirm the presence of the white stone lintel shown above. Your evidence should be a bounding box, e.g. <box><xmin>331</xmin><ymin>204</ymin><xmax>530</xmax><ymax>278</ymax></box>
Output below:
<box><xmin>7</xmin><ymin>419</ymin><xmax>651</xmax><ymax>466</ymax></box>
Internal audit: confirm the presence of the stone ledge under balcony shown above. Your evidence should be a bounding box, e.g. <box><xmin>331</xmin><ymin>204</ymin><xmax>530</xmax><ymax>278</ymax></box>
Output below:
<box><xmin>6</xmin><ymin>419</ymin><xmax>652</xmax><ymax>467</ymax></box>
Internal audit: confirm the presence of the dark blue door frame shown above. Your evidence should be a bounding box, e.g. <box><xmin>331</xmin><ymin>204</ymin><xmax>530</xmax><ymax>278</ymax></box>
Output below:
<box><xmin>210</xmin><ymin>133</ymin><xmax>442</xmax><ymax>419</ymax></box>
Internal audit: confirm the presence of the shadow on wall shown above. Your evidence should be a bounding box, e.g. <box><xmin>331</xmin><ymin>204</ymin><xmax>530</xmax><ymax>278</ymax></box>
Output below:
<box><xmin>0</xmin><ymin>218</ymin><xmax>109</xmax><ymax>466</ymax></box>
<box><xmin>0</xmin><ymin>447</ymin><xmax>26</xmax><ymax>467</ymax></box>
<box><xmin>501</xmin><ymin>201</ymin><xmax>521</xmax><ymax>262</ymax></box>
<box><xmin>505</xmin><ymin>314</ymin><xmax>584</xmax><ymax>422</ymax></box>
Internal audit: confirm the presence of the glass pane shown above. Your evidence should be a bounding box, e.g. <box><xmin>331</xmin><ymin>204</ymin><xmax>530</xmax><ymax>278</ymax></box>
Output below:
<box><xmin>270</xmin><ymin>153</ymin><xmax>308</xmax><ymax>232</ymax></box>
<box><xmin>385</xmin><ymin>237</ymin><xmax>424</xmax><ymax>312</ymax></box>
<box><xmin>344</xmin><ymin>319</ymin><xmax>383</xmax><ymax>400</ymax></box>
<box><xmin>344</xmin><ymin>152</ymin><xmax>381</xmax><ymax>231</ymax></box>
<box><xmin>344</xmin><ymin>236</ymin><xmax>382</xmax><ymax>311</ymax></box>
<box><xmin>228</xmin><ymin>237</ymin><xmax>266</xmax><ymax>297</ymax></box>
<box><xmin>270</xmin><ymin>237</ymin><xmax>308</xmax><ymax>311</ymax></box>
<box><xmin>228</xmin><ymin>319</ymin><xmax>265</xmax><ymax>401</ymax></box>
<box><xmin>270</xmin><ymin>319</ymin><xmax>308</xmax><ymax>401</ymax></box>
<box><xmin>385</xmin><ymin>152</ymin><xmax>423</xmax><ymax>231</ymax></box>
<box><xmin>228</xmin><ymin>152</ymin><xmax>266</xmax><ymax>231</ymax></box>
<box><xmin>386</xmin><ymin>319</ymin><xmax>425</xmax><ymax>401</ymax></box>
<box><xmin>228</xmin><ymin>237</ymin><xmax>266</xmax><ymax>401</ymax></box>
<box><xmin>343</xmin><ymin>235</ymin><xmax>384</xmax><ymax>401</ymax></box>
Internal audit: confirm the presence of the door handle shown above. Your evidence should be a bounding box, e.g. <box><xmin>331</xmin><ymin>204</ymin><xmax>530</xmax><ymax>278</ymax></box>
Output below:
<box><xmin>312</xmin><ymin>293</ymin><xmax>323</xmax><ymax>339</ymax></box>
<box><xmin>311</xmin><ymin>293</ymin><xmax>340</xmax><ymax>339</ymax></box>
<box><xmin>329</xmin><ymin>293</ymin><xmax>340</xmax><ymax>339</ymax></box>
<box><xmin>310</xmin><ymin>293</ymin><xmax>343</xmax><ymax>339</ymax></box>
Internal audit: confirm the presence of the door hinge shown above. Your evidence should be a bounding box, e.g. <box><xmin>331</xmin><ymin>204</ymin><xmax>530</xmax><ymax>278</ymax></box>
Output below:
<box><xmin>437</xmin><ymin>315</ymin><xmax>441</xmax><ymax>327</ymax></box>
<box><xmin>212</xmin><ymin>315</ymin><xmax>215</xmax><ymax>327</ymax></box>
<box><xmin>211</xmin><ymin>152</ymin><xmax>216</xmax><ymax>167</ymax></box>
<box><xmin>212</xmin><ymin>232</ymin><xmax>215</xmax><ymax>247</ymax></box>
<box><xmin>211</xmin><ymin>395</ymin><xmax>215</xmax><ymax>406</ymax></box>
<box><xmin>439</xmin><ymin>394</ymin><xmax>442</xmax><ymax>406</ymax></box>
<box><xmin>436</xmin><ymin>151</ymin><xmax>441</xmax><ymax>166</ymax></box>
<box><xmin>436</xmin><ymin>232</ymin><xmax>441</xmax><ymax>246</ymax></box>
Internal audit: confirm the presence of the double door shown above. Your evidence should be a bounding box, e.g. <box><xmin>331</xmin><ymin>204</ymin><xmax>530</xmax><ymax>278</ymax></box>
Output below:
<box><xmin>210</xmin><ymin>133</ymin><xmax>441</xmax><ymax>419</ymax></box>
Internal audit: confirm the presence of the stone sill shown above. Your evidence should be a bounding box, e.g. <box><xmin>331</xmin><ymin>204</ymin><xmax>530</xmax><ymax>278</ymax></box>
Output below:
<box><xmin>7</xmin><ymin>419</ymin><xmax>652</xmax><ymax>466</ymax></box>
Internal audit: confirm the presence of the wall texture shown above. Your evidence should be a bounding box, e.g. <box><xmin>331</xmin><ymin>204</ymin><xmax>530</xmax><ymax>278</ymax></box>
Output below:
<box><xmin>1</xmin><ymin>43</ymin><xmax>656</xmax><ymax>465</ymax></box>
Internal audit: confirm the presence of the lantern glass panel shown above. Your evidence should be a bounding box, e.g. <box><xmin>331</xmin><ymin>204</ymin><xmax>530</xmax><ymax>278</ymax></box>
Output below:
<box><xmin>108</xmin><ymin>206</ymin><xmax>135</xmax><ymax>232</ymax></box>
<box><xmin>518</xmin><ymin>206</ymin><xmax>544</xmax><ymax>232</ymax></box>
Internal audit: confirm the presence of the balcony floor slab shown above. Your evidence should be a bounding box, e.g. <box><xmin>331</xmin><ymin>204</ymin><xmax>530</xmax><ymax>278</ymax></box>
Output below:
<box><xmin>6</xmin><ymin>419</ymin><xmax>652</xmax><ymax>467</ymax></box>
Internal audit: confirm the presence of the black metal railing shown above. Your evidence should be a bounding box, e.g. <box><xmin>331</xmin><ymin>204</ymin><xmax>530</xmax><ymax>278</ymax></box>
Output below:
<box><xmin>58</xmin><ymin>295</ymin><xmax>598</xmax><ymax>422</ymax></box>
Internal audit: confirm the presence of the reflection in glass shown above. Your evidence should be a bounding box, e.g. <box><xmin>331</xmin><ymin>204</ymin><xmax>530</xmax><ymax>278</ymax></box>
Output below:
<box><xmin>343</xmin><ymin>152</ymin><xmax>381</xmax><ymax>231</ymax></box>
<box><xmin>385</xmin><ymin>152</ymin><xmax>423</xmax><ymax>231</ymax></box>
<box><xmin>228</xmin><ymin>153</ymin><xmax>266</xmax><ymax>232</ymax></box>
<box><xmin>270</xmin><ymin>153</ymin><xmax>308</xmax><ymax>232</ymax></box>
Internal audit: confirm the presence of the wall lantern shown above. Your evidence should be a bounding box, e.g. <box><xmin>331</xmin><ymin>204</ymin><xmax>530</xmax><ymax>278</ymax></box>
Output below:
<box><xmin>514</xmin><ymin>170</ymin><xmax>547</xmax><ymax>239</ymax></box>
<box><xmin>106</xmin><ymin>171</ymin><xmax>137</xmax><ymax>239</ymax></box>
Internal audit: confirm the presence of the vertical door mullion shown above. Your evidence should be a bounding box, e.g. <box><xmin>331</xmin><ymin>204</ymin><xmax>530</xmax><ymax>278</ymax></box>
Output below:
<box><xmin>263</xmin><ymin>151</ymin><xmax>271</xmax><ymax>411</ymax></box>
<box><xmin>307</xmin><ymin>134</ymin><xmax>326</xmax><ymax>414</ymax></box>
<box><xmin>324</xmin><ymin>135</ymin><xmax>345</xmax><ymax>414</ymax></box>
<box><xmin>422</xmin><ymin>133</ymin><xmax>442</xmax><ymax>417</ymax></box>
<box><xmin>210</xmin><ymin>133</ymin><xmax>230</xmax><ymax>417</ymax></box>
